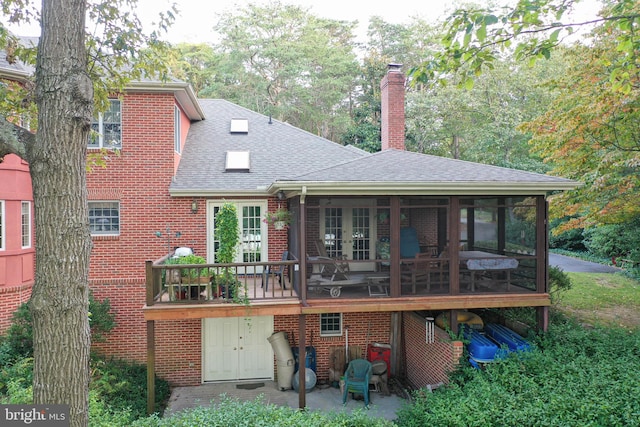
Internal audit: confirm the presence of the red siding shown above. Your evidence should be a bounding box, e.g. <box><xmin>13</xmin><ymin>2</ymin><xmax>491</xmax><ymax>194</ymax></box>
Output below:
<box><xmin>0</xmin><ymin>154</ymin><xmax>35</xmax><ymax>332</ymax></box>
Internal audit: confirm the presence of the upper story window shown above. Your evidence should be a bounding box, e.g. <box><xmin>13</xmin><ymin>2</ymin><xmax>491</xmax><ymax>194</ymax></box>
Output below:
<box><xmin>0</xmin><ymin>200</ymin><xmax>4</xmax><ymax>250</ymax></box>
<box><xmin>89</xmin><ymin>99</ymin><xmax>122</xmax><ymax>149</ymax></box>
<box><xmin>89</xmin><ymin>201</ymin><xmax>120</xmax><ymax>235</ymax></box>
<box><xmin>174</xmin><ymin>106</ymin><xmax>182</xmax><ymax>154</ymax></box>
<box><xmin>21</xmin><ymin>201</ymin><xmax>31</xmax><ymax>249</ymax></box>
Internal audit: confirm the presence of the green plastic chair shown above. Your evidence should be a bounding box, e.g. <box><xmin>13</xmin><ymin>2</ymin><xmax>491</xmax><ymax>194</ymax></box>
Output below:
<box><xmin>342</xmin><ymin>358</ymin><xmax>372</xmax><ymax>408</ymax></box>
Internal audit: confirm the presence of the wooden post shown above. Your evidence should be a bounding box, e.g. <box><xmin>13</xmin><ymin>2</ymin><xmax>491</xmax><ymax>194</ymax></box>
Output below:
<box><xmin>390</xmin><ymin>312</ymin><xmax>401</xmax><ymax>377</ymax></box>
<box><xmin>300</xmin><ymin>198</ymin><xmax>307</xmax><ymax>304</ymax></box>
<box><xmin>298</xmin><ymin>314</ymin><xmax>306</xmax><ymax>409</ymax></box>
<box><xmin>390</xmin><ymin>196</ymin><xmax>400</xmax><ymax>297</ymax></box>
<box><xmin>449</xmin><ymin>197</ymin><xmax>460</xmax><ymax>295</ymax></box>
<box><xmin>146</xmin><ymin>320</ymin><xmax>155</xmax><ymax>415</ymax></box>
<box><xmin>537</xmin><ymin>306</ymin><xmax>549</xmax><ymax>332</ymax></box>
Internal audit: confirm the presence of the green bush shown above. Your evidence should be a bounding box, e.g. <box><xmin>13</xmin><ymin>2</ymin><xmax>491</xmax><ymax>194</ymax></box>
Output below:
<box><xmin>0</xmin><ymin>294</ymin><xmax>115</xmax><ymax>365</ymax></box>
<box><xmin>583</xmin><ymin>216</ymin><xmax>640</xmax><ymax>261</ymax></box>
<box><xmin>549</xmin><ymin>217</ymin><xmax>586</xmax><ymax>251</ymax></box>
<box><xmin>396</xmin><ymin>320</ymin><xmax>640</xmax><ymax>427</ymax></box>
<box><xmin>548</xmin><ymin>265</ymin><xmax>572</xmax><ymax>303</ymax></box>
<box><xmin>90</xmin><ymin>357</ymin><xmax>170</xmax><ymax>420</ymax></box>
<box><xmin>132</xmin><ymin>395</ymin><xmax>395</xmax><ymax>427</ymax></box>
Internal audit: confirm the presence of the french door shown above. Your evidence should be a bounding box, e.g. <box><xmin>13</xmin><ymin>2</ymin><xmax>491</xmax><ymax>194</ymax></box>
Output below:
<box><xmin>207</xmin><ymin>200</ymin><xmax>268</xmax><ymax>268</ymax></box>
<box><xmin>320</xmin><ymin>200</ymin><xmax>376</xmax><ymax>271</ymax></box>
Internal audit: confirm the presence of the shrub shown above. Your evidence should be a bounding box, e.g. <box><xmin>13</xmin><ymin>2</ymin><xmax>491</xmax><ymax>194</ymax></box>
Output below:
<box><xmin>90</xmin><ymin>357</ymin><xmax>170</xmax><ymax>420</ymax></box>
<box><xmin>132</xmin><ymin>395</ymin><xmax>395</xmax><ymax>427</ymax></box>
<box><xmin>548</xmin><ymin>265</ymin><xmax>572</xmax><ymax>303</ymax></box>
<box><xmin>583</xmin><ymin>217</ymin><xmax>640</xmax><ymax>262</ymax></box>
<box><xmin>396</xmin><ymin>321</ymin><xmax>640</xmax><ymax>427</ymax></box>
<box><xmin>0</xmin><ymin>294</ymin><xmax>116</xmax><ymax>364</ymax></box>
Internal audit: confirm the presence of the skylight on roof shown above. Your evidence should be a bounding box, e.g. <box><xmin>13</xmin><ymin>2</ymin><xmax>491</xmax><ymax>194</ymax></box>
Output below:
<box><xmin>230</xmin><ymin>118</ymin><xmax>249</xmax><ymax>133</ymax></box>
<box><xmin>226</xmin><ymin>151</ymin><xmax>250</xmax><ymax>171</ymax></box>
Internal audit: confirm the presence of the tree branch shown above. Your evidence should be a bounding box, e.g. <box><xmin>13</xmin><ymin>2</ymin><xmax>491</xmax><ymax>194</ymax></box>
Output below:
<box><xmin>0</xmin><ymin>116</ymin><xmax>33</xmax><ymax>160</ymax></box>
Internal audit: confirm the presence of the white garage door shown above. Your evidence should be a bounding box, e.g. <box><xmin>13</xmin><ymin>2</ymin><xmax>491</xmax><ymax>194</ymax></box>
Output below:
<box><xmin>202</xmin><ymin>316</ymin><xmax>274</xmax><ymax>382</ymax></box>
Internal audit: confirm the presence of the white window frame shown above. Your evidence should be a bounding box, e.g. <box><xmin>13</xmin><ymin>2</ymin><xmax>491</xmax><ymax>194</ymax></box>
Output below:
<box><xmin>89</xmin><ymin>201</ymin><xmax>120</xmax><ymax>236</ymax></box>
<box><xmin>21</xmin><ymin>201</ymin><xmax>31</xmax><ymax>249</ymax></box>
<box><xmin>0</xmin><ymin>200</ymin><xmax>4</xmax><ymax>251</ymax></box>
<box><xmin>174</xmin><ymin>106</ymin><xmax>181</xmax><ymax>154</ymax></box>
<box><xmin>320</xmin><ymin>313</ymin><xmax>343</xmax><ymax>337</ymax></box>
<box><xmin>89</xmin><ymin>99</ymin><xmax>122</xmax><ymax>149</ymax></box>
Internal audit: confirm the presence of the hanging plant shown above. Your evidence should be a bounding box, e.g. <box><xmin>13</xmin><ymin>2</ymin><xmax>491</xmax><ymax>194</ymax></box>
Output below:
<box><xmin>263</xmin><ymin>208</ymin><xmax>292</xmax><ymax>227</ymax></box>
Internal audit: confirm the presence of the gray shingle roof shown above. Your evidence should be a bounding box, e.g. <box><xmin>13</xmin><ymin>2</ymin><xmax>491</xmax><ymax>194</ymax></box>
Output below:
<box><xmin>170</xmin><ymin>99</ymin><xmax>577</xmax><ymax>196</ymax></box>
<box><xmin>286</xmin><ymin>149</ymin><xmax>571</xmax><ymax>184</ymax></box>
<box><xmin>170</xmin><ymin>99</ymin><xmax>368</xmax><ymax>195</ymax></box>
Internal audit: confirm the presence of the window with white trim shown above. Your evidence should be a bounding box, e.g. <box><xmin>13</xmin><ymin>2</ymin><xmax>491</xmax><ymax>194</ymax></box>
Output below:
<box><xmin>0</xmin><ymin>200</ymin><xmax>4</xmax><ymax>250</ymax></box>
<box><xmin>89</xmin><ymin>201</ymin><xmax>120</xmax><ymax>235</ymax></box>
<box><xmin>174</xmin><ymin>106</ymin><xmax>181</xmax><ymax>154</ymax></box>
<box><xmin>89</xmin><ymin>99</ymin><xmax>122</xmax><ymax>149</ymax></box>
<box><xmin>21</xmin><ymin>201</ymin><xmax>31</xmax><ymax>248</ymax></box>
<box><xmin>320</xmin><ymin>313</ymin><xmax>342</xmax><ymax>337</ymax></box>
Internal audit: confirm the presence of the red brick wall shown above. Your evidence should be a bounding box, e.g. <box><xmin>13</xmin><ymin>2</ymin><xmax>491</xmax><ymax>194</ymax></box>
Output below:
<box><xmin>87</xmin><ymin>93</ymin><xmax>200</xmax><ymax>360</ymax></box>
<box><xmin>0</xmin><ymin>283</ymin><xmax>32</xmax><ymax>333</ymax></box>
<box><xmin>380</xmin><ymin>68</ymin><xmax>406</xmax><ymax>151</ymax></box>
<box><xmin>403</xmin><ymin>312</ymin><xmax>463</xmax><ymax>389</ymax></box>
<box><xmin>274</xmin><ymin>312</ymin><xmax>392</xmax><ymax>383</ymax></box>
<box><xmin>155</xmin><ymin>319</ymin><xmax>202</xmax><ymax>386</ymax></box>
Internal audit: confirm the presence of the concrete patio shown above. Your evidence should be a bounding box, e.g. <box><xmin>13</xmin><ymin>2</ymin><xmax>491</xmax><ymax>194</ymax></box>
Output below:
<box><xmin>164</xmin><ymin>380</ymin><xmax>409</xmax><ymax>421</ymax></box>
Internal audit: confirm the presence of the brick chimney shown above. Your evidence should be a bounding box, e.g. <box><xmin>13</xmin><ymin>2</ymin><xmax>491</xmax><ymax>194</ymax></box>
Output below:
<box><xmin>380</xmin><ymin>63</ymin><xmax>406</xmax><ymax>151</ymax></box>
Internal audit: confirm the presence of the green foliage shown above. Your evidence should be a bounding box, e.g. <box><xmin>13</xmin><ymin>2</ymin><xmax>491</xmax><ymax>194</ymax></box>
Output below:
<box><xmin>0</xmin><ymin>356</ymin><xmax>33</xmax><ymax>402</ymax></box>
<box><xmin>0</xmin><ymin>354</ymin><xmax>170</xmax><ymax>424</ymax></box>
<box><xmin>214</xmin><ymin>203</ymin><xmax>248</xmax><ymax>304</ymax></box>
<box><xmin>548</xmin><ymin>265</ymin><xmax>572</xmax><ymax>303</ymax></box>
<box><xmin>396</xmin><ymin>320</ymin><xmax>640</xmax><ymax>426</ymax></box>
<box><xmin>165</xmin><ymin>254</ymin><xmax>208</xmax><ymax>279</ymax></box>
<box><xmin>203</xmin><ymin>2</ymin><xmax>359</xmax><ymax>141</ymax></box>
<box><xmin>549</xmin><ymin>217</ymin><xmax>586</xmax><ymax>251</ymax></box>
<box><xmin>215</xmin><ymin>203</ymin><xmax>240</xmax><ymax>264</ymax></box>
<box><xmin>132</xmin><ymin>395</ymin><xmax>395</xmax><ymax>427</ymax></box>
<box><xmin>1</xmin><ymin>303</ymin><xmax>33</xmax><ymax>360</ymax></box>
<box><xmin>0</xmin><ymin>295</ymin><xmax>116</xmax><ymax>364</ymax></box>
<box><xmin>411</xmin><ymin>0</ymin><xmax>639</xmax><ymax>91</ymax></box>
<box><xmin>583</xmin><ymin>216</ymin><xmax>640</xmax><ymax>262</ymax></box>
<box><xmin>90</xmin><ymin>357</ymin><xmax>170</xmax><ymax>420</ymax></box>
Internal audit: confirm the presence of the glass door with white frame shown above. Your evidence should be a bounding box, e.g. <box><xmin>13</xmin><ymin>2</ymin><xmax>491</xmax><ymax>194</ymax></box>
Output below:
<box><xmin>320</xmin><ymin>200</ymin><xmax>376</xmax><ymax>271</ymax></box>
<box><xmin>207</xmin><ymin>201</ymin><xmax>268</xmax><ymax>271</ymax></box>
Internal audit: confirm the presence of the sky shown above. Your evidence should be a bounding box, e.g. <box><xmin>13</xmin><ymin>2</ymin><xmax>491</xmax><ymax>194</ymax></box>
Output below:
<box><xmin>5</xmin><ymin>0</ymin><xmax>601</xmax><ymax>45</ymax></box>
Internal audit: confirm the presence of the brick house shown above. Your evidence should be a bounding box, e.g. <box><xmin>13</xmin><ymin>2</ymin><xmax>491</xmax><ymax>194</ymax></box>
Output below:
<box><xmin>2</xmin><ymin>55</ymin><xmax>578</xmax><ymax>408</ymax></box>
<box><xmin>0</xmin><ymin>38</ymin><xmax>36</xmax><ymax>332</ymax></box>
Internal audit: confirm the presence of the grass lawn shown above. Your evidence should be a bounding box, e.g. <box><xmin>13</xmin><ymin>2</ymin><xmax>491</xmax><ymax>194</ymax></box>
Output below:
<box><xmin>555</xmin><ymin>272</ymin><xmax>640</xmax><ymax>329</ymax></box>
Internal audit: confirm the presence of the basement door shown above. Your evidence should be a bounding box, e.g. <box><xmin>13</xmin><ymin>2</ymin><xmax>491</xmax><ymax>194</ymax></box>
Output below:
<box><xmin>202</xmin><ymin>316</ymin><xmax>274</xmax><ymax>382</ymax></box>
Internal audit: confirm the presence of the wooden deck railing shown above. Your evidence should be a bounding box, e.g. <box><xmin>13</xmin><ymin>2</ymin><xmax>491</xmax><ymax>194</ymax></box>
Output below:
<box><xmin>145</xmin><ymin>258</ymin><xmax>299</xmax><ymax>306</ymax></box>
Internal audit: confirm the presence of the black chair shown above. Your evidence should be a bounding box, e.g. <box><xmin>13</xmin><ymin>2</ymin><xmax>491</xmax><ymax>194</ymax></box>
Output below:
<box><xmin>262</xmin><ymin>251</ymin><xmax>289</xmax><ymax>291</ymax></box>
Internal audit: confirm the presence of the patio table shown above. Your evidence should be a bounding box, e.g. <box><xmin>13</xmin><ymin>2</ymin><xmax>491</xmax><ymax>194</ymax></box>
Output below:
<box><xmin>459</xmin><ymin>251</ymin><xmax>519</xmax><ymax>291</ymax></box>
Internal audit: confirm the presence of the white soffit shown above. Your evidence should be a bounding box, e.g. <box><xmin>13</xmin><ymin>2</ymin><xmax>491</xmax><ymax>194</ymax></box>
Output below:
<box><xmin>230</xmin><ymin>118</ymin><xmax>249</xmax><ymax>133</ymax></box>
<box><xmin>226</xmin><ymin>151</ymin><xmax>251</xmax><ymax>171</ymax></box>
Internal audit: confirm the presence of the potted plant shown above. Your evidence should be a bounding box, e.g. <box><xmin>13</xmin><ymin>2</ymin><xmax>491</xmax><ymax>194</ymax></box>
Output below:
<box><xmin>165</xmin><ymin>254</ymin><xmax>207</xmax><ymax>299</ymax></box>
<box><xmin>263</xmin><ymin>208</ymin><xmax>292</xmax><ymax>230</ymax></box>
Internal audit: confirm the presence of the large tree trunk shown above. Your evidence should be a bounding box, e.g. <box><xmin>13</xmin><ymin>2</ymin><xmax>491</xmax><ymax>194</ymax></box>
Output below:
<box><xmin>30</xmin><ymin>1</ymin><xmax>93</xmax><ymax>426</ymax></box>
